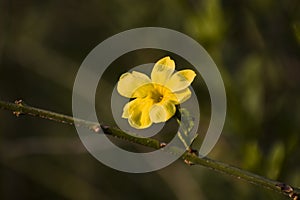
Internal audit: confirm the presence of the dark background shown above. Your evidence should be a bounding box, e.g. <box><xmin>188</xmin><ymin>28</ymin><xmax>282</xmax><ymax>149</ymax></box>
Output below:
<box><xmin>1</xmin><ymin>0</ymin><xmax>300</xmax><ymax>199</ymax></box>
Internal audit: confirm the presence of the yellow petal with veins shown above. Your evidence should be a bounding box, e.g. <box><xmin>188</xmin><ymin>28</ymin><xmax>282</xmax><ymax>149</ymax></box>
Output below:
<box><xmin>174</xmin><ymin>88</ymin><xmax>192</xmax><ymax>103</ymax></box>
<box><xmin>151</xmin><ymin>56</ymin><xmax>175</xmax><ymax>85</ymax></box>
<box><xmin>165</xmin><ymin>70</ymin><xmax>196</xmax><ymax>92</ymax></box>
<box><xmin>117</xmin><ymin>71</ymin><xmax>151</xmax><ymax>98</ymax></box>
<box><xmin>149</xmin><ymin>101</ymin><xmax>176</xmax><ymax>123</ymax></box>
<box><xmin>123</xmin><ymin>98</ymin><xmax>154</xmax><ymax>129</ymax></box>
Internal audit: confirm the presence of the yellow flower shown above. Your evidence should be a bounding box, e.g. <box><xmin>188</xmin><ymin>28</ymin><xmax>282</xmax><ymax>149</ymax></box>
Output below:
<box><xmin>117</xmin><ymin>56</ymin><xmax>196</xmax><ymax>129</ymax></box>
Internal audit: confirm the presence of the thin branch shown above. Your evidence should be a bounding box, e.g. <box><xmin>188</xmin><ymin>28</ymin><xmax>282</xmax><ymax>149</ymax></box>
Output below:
<box><xmin>0</xmin><ymin>99</ymin><xmax>299</xmax><ymax>199</ymax></box>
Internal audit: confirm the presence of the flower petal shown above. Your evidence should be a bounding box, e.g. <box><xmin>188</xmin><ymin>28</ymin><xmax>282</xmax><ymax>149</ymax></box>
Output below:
<box><xmin>122</xmin><ymin>98</ymin><xmax>154</xmax><ymax>129</ymax></box>
<box><xmin>151</xmin><ymin>56</ymin><xmax>175</xmax><ymax>85</ymax></box>
<box><xmin>121</xmin><ymin>102</ymin><xmax>130</xmax><ymax>118</ymax></box>
<box><xmin>132</xmin><ymin>83</ymin><xmax>154</xmax><ymax>98</ymax></box>
<box><xmin>117</xmin><ymin>71</ymin><xmax>151</xmax><ymax>98</ymax></box>
<box><xmin>174</xmin><ymin>88</ymin><xmax>192</xmax><ymax>103</ymax></box>
<box><xmin>165</xmin><ymin>70</ymin><xmax>196</xmax><ymax>92</ymax></box>
<box><xmin>149</xmin><ymin>101</ymin><xmax>176</xmax><ymax>123</ymax></box>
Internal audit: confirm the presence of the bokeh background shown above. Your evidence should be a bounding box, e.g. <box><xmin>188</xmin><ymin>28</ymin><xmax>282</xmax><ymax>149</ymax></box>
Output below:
<box><xmin>1</xmin><ymin>0</ymin><xmax>300</xmax><ymax>199</ymax></box>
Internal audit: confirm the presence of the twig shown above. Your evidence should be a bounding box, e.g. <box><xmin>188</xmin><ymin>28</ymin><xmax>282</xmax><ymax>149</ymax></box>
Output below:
<box><xmin>0</xmin><ymin>99</ymin><xmax>299</xmax><ymax>199</ymax></box>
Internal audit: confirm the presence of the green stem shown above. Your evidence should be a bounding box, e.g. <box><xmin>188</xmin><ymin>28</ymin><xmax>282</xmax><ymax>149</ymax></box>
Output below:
<box><xmin>0</xmin><ymin>99</ymin><xmax>299</xmax><ymax>199</ymax></box>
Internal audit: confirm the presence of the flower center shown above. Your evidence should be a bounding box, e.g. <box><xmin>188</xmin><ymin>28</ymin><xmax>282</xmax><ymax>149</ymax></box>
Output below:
<box><xmin>150</xmin><ymin>84</ymin><xmax>175</xmax><ymax>103</ymax></box>
<box><xmin>151</xmin><ymin>89</ymin><xmax>164</xmax><ymax>103</ymax></box>
<box><xmin>133</xmin><ymin>83</ymin><xmax>179</xmax><ymax>104</ymax></box>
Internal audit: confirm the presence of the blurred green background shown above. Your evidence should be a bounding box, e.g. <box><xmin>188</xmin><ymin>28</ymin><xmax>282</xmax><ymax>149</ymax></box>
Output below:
<box><xmin>1</xmin><ymin>0</ymin><xmax>300</xmax><ymax>199</ymax></box>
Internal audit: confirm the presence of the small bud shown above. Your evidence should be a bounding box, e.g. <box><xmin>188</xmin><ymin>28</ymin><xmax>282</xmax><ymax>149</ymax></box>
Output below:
<box><xmin>13</xmin><ymin>111</ymin><xmax>21</xmax><ymax>117</ymax></box>
<box><xmin>276</xmin><ymin>183</ymin><xmax>293</xmax><ymax>193</ymax></box>
<box><xmin>184</xmin><ymin>159</ymin><xmax>195</xmax><ymax>166</ymax></box>
<box><xmin>14</xmin><ymin>100</ymin><xmax>24</xmax><ymax>105</ymax></box>
<box><xmin>92</xmin><ymin>125</ymin><xmax>101</xmax><ymax>132</ymax></box>
<box><xmin>160</xmin><ymin>142</ymin><xmax>167</xmax><ymax>148</ymax></box>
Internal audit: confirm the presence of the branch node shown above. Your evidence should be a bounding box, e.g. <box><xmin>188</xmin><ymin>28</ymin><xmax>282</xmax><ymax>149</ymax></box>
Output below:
<box><xmin>91</xmin><ymin>125</ymin><xmax>101</xmax><ymax>133</ymax></box>
<box><xmin>13</xmin><ymin>111</ymin><xmax>22</xmax><ymax>117</ymax></box>
<box><xmin>12</xmin><ymin>100</ymin><xmax>25</xmax><ymax>116</ymax></box>
<box><xmin>100</xmin><ymin>124</ymin><xmax>110</xmax><ymax>134</ymax></box>
<box><xmin>184</xmin><ymin>159</ymin><xmax>195</xmax><ymax>166</ymax></box>
<box><xmin>14</xmin><ymin>99</ymin><xmax>24</xmax><ymax>106</ymax></box>
<box><xmin>276</xmin><ymin>183</ymin><xmax>299</xmax><ymax>199</ymax></box>
<box><xmin>188</xmin><ymin>147</ymin><xmax>199</xmax><ymax>156</ymax></box>
<box><xmin>159</xmin><ymin>142</ymin><xmax>166</xmax><ymax>148</ymax></box>
<box><xmin>183</xmin><ymin>148</ymin><xmax>198</xmax><ymax>166</ymax></box>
